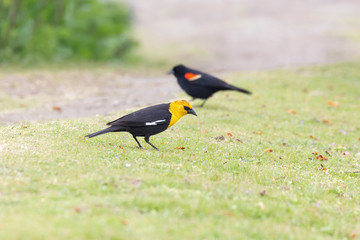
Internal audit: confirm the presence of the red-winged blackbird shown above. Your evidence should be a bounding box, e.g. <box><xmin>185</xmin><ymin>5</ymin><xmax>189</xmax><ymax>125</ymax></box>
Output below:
<box><xmin>85</xmin><ymin>100</ymin><xmax>197</xmax><ymax>151</ymax></box>
<box><xmin>169</xmin><ymin>64</ymin><xmax>251</xmax><ymax>107</ymax></box>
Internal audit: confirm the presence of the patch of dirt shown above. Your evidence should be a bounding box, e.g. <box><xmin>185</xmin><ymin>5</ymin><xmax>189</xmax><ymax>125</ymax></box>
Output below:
<box><xmin>0</xmin><ymin>70</ymin><xmax>180</xmax><ymax>123</ymax></box>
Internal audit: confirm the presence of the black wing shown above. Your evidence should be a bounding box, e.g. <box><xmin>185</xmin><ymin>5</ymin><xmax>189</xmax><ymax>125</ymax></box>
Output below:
<box><xmin>186</xmin><ymin>68</ymin><xmax>251</xmax><ymax>94</ymax></box>
<box><xmin>190</xmin><ymin>73</ymin><xmax>233</xmax><ymax>90</ymax></box>
<box><xmin>106</xmin><ymin>103</ymin><xmax>171</xmax><ymax>127</ymax></box>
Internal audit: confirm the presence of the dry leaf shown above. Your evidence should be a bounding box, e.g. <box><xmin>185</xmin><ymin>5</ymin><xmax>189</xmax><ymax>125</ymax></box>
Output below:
<box><xmin>253</xmin><ymin>131</ymin><xmax>263</xmax><ymax>135</ymax></box>
<box><xmin>260</xmin><ymin>190</ymin><xmax>267</xmax><ymax>196</ymax></box>
<box><xmin>316</xmin><ymin>154</ymin><xmax>328</xmax><ymax>161</ymax></box>
<box><xmin>264</xmin><ymin>148</ymin><xmax>273</xmax><ymax>153</ymax></box>
<box><xmin>327</xmin><ymin>101</ymin><xmax>339</xmax><ymax>107</ymax></box>
<box><xmin>53</xmin><ymin>106</ymin><xmax>62</xmax><ymax>111</ymax></box>
<box><xmin>118</xmin><ymin>145</ymin><xmax>124</xmax><ymax>149</ymax></box>
<box><xmin>310</xmin><ymin>135</ymin><xmax>318</xmax><ymax>140</ymax></box>
<box><xmin>74</xmin><ymin>207</ymin><xmax>82</xmax><ymax>213</ymax></box>
<box><xmin>227</xmin><ymin>132</ymin><xmax>234</xmax><ymax>138</ymax></box>
<box><xmin>322</xmin><ymin>119</ymin><xmax>333</xmax><ymax>125</ymax></box>
<box><xmin>175</xmin><ymin>146</ymin><xmax>185</xmax><ymax>149</ymax></box>
<box><xmin>122</xmin><ymin>220</ymin><xmax>129</xmax><ymax>225</ymax></box>
<box><xmin>160</xmin><ymin>153</ymin><xmax>163</xmax><ymax>158</ymax></box>
<box><xmin>288</xmin><ymin>109</ymin><xmax>297</xmax><ymax>114</ymax></box>
<box><xmin>258</xmin><ymin>202</ymin><xmax>265</xmax><ymax>210</ymax></box>
<box><xmin>320</xmin><ymin>164</ymin><xmax>327</xmax><ymax>171</ymax></box>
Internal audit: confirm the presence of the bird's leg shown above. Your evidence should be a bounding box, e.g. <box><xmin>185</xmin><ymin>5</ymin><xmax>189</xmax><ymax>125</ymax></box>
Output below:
<box><xmin>191</xmin><ymin>97</ymin><xmax>197</xmax><ymax>101</ymax></box>
<box><xmin>200</xmin><ymin>99</ymin><xmax>208</xmax><ymax>107</ymax></box>
<box><xmin>132</xmin><ymin>136</ymin><xmax>143</xmax><ymax>149</ymax></box>
<box><xmin>144</xmin><ymin>136</ymin><xmax>159</xmax><ymax>151</ymax></box>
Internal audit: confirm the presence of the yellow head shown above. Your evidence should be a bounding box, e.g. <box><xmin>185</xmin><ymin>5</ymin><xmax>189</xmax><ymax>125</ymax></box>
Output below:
<box><xmin>168</xmin><ymin>100</ymin><xmax>197</xmax><ymax>128</ymax></box>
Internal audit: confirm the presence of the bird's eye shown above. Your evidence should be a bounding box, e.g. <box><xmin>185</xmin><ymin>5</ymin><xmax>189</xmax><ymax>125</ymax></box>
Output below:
<box><xmin>184</xmin><ymin>106</ymin><xmax>190</xmax><ymax>111</ymax></box>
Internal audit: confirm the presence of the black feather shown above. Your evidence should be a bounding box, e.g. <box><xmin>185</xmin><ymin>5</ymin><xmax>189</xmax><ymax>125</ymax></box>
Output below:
<box><xmin>85</xmin><ymin>103</ymin><xmax>174</xmax><ymax>150</ymax></box>
<box><xmin>170</xmin><ymin>64</ymin><xmax>251</xmax><ymax>106</ymax></box>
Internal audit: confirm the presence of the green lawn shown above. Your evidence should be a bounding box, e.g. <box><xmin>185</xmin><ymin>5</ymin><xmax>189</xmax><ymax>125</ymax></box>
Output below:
<box><xmin>1</xmin><ymin>62</ymin><xmax>360</xmax><ymax>239</ymax></box>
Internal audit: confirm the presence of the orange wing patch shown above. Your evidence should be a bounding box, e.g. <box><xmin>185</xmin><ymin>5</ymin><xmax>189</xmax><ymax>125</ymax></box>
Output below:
<box><xmin>184</xmin><ymin>72</ymin><xmax>202</xmax><ymax>81</ymax></box>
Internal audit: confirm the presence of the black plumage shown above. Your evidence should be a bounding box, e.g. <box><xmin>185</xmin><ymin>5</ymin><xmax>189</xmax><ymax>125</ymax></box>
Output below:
<box><xmin>170</xmin><ymin>64</ymin><xmax>251</xmax><ymax>107</ymax></box>
<box><xmin>85</xmin><ymin>100</ymin><xmax>196</xmax><ymax>151</ymax></box>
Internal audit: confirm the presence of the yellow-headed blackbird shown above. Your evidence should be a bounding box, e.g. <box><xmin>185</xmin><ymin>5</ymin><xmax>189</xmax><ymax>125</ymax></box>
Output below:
<box><xmin>169</xmin><ymin>64</ymin><xmax>251</xmax><ymax>107</ymax></box>
<box><xmin>85</xmin><ymin>100</ymin><xmax>197</xmax><ymax>151</ymax></box>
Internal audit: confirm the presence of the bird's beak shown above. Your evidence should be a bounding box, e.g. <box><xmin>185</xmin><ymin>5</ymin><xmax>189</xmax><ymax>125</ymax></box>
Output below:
<box><xmin>187</xmin><ymin>109</ymin><xmax>197</xmax><ymax>116</ymax></box>
<box><xmin>168</xmin><ymin>69</ymin><xmax>174</xmax><ymax>75</ymax></box>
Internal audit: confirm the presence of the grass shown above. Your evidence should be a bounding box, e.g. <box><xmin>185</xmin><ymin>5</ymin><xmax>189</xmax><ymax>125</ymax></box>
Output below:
<box><xmin>1</xmin><ymin>61</ymin><xmax>360</xmax><ymax>239</ymax></box>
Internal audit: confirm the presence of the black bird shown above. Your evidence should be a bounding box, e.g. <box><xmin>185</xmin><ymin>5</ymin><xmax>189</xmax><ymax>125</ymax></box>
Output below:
<box><xmin>85</xmin><ymin>100</ymin><xmax>197</xmax><ymax>151</ymax></box>
<box><xmin>169</xmin><ymin>64</ymin><xmax>251</xmax><ymax>107</ymax></box>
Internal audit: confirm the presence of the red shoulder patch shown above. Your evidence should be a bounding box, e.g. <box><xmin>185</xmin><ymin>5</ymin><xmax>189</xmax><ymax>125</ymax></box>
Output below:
<box><xmin>184</xmin><ymin>73</ymin><xmax>202</xmax><ymax>81</ymax></box>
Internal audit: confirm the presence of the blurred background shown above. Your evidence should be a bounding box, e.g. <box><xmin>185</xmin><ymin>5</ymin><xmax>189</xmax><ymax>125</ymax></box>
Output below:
<box><xmin>0</xmin><ymin>0</ymin><xmax>135</xmax><ymax>64</ymax></box>
<box><xmin>1</xmin><ymin>0</ymin><xmax>360</xmax><ymax>122</ymax></box>
<box><xmin>129</xmin><ymin>0</ymin><xmax>360</xmax><ymax>71</ymax></box>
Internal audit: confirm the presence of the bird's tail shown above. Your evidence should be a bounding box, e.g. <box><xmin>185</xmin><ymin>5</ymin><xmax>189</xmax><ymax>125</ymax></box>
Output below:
<box><xmin>85</xmin><ymin>127</ymin><xmax>117</xmax><ymax>138</ymax></box>
<box><xmin>229</xmin><ymin>85</ymin><xmax>252</xmax><ymax>95</ymax></box>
